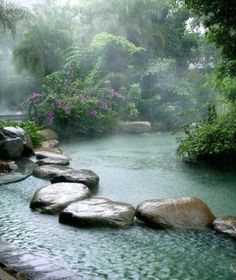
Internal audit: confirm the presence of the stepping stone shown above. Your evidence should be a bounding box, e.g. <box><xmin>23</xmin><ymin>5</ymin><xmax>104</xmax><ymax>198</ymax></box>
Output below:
<box><xmin>59</xmin><ymin>198</ymin><xmax>135</xmax><ymax>228</ymax></box>
<box><xmin>41</xmin><ymin>140</ymin><xmax>59</xmax><ymax>148</ymax></box>
<box><xmin>36</xmin><ymin>157</ymin><xmax>70</xmax><ymax>166</ymax></box>
<box><xmin>33</xmin><ymin>165</ymin><xmax>99</xmax><ymax>188</ymax></box>
<box><xmin>34</xmin><ymin>151</ymin><xmax>68</xmax><ymax>160</ymax></box>
<box><xmin>135</xmin><ymin>197</ymin><xmax>215</xmax><ymax>229</ymax></box>
<box><xmin>30</xmin><ymin>182</ymin><xmax>91</xmax><ymax>214</ymax></box>
<box><xmin>213</xmin><ymin>215</ymin><xmax>236</xmax><ymax>239</ymax></box>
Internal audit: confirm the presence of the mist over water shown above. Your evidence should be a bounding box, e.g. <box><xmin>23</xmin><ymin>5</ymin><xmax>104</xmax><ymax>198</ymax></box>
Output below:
<box><xmin>1</xmin><ymin>133</ymin><xmax>236</xmax><ymax>279</ymax></box>
<box><xmin>1</xmin><ymin>1</ymin><xmax>235</xmax><ymax>280</ymax></box>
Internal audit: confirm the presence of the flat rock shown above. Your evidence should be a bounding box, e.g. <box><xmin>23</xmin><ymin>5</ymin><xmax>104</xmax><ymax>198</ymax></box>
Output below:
<box><xmin>213</xmin><ymin>215</ymin><xmax>236</xmax><ymax>239</ymax></box>
<box><xmin>30</xmin><ymin>182</ymin><xmax>91</xmax><ymax>214</ymax></box>
<box><xmin>34</xmin><ymin>147</ymin><xmax>62</xmax><ymax>155</ymax></box>
<box><xmin>0</xmin><ymin>159</ymin><xmax>36</xmax><ymax>185</ymax></box>
<box><xmin>38</xmin><ymin>129</ymin><xmax>58</xmax><ymax>140</ymax></box>
<box><xmin>135</xmin><ymin>197</ymin><xmax>215</xmax><ymax>229</ymax></box>
<box><xmin>41</xmin><ymin>140</ymin><xmax>59</xmax><ymax>148</ymax></box>
<box><xmin>118</xmin><ymin>121</ymin><xmax>151</xmax><ymax>134</ymax></box>
<box><xmin>33</xmin><ymin>164</ymin><xmax>99</xmax><ymax>188</ymax></box>
<box><xmin>59</xmin><ymin>198</ymin><xmax>135</xmax><ymax>228</ymax></box>
<box><xmin>35</xmin><ymin>151</ymin><xmax>69</xmax><ymax>161</ymax></box>
<box><xmin>36</xmin><ymin>157</ymin><xmax>70</xmax><ymax>166</ymax></box>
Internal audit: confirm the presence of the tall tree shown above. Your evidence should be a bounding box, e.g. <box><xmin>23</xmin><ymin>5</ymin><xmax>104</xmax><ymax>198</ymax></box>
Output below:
<box><xmin>13</xmin><ymin>0</ymin><xmax>78</xmax><ymax>81</ymax></box>
<box><xmin>0</xmin><ymin>0</ymin><xmax>28</xmax><ymax>35</ymax></box>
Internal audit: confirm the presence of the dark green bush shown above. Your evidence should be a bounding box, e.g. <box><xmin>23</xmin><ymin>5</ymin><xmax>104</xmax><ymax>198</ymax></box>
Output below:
<box><xmin>177</xmin><ymin>108</ymin><xmax>236</xmax><ymax>161</ymax></box>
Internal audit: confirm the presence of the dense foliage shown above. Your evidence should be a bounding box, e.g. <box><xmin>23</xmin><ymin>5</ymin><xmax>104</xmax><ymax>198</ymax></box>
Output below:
<box><xmin>0</xmin><ymin>0</ymin><xmax>28</xmax><ymax>35</ymax></box>
<box><xmin>177</xmin><ymin>108</ymin><xmax>236</xmax><ymax>161</ymax></box>
<box><xmin>0</xmin><ymin>120</ymin><xmax>44</xmax><ymax>147</ymax></box>
<box><xmin>177</xmin><ymin>0</ymin><xmax>236</xmax><ymax>163</ymax></box>
<box><xmin>0</xmin><ymin>0</ymin><xmax>221</xmax><ymax>138</ymax></box>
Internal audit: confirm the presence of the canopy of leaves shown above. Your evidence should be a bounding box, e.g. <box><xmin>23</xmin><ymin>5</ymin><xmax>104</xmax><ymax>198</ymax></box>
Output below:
<box><xmin>0</xmin><ymin>0</ymin><xmax>28</xmax><ymax>35</ymax></box>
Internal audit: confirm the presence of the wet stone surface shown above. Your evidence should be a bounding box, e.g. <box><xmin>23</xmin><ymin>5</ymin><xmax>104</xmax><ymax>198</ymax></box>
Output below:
<box><xmin>0</xmin><ymin>159</ymin><xmax>36</xmax><ymax>185</ymax></box>
<box><xmin>0</xmin><ymin>241</ymin><xmax>77</xmax><ymax>279</ymax></box>
<box><xmin>30</xmin><ymin>182</ymin><xmax>91</xmax><ymax>214</ymax></box>
<box><xmin>59</xmin><ymin>198</ymin><xmax>135</xmax><ymax>228</ymax></box>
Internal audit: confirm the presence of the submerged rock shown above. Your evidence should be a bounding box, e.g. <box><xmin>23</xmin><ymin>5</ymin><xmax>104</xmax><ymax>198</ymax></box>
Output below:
<box><xmin>118</xmin><ymin>121</ymin><xmax>151</xmax><ymax>134</ymax></box>
<box><xmin>36</xmin><ymin>157</ymin><xmax>70</xmax><ymax>166</ymax></box>
<box><xmin>33</xmin><ymin>164</ymin><xmax>99</xmax><ymax>188</ymax></box>
<box><xmin>30</xmin><ymin>182</ymin><xmax>91</xmax><ymax>214</ymax></box>
<box><xmin>135</xmin><ymin>197</ymin><xmax>215</xmax><ymax>229</ymax></box>
<box><xmin>0</xmin><ymin>159</ymin><xmax>36</xmax><ymax>185</ymax></box>
<box><xmin>0</xmin><ymin>160</ymin><xmax>17</xmax><ymax>173</ymax></box>
<box><xmin>59</xmin><ymin>198</ymin><xmax>135</xmax><ymax>228</ymax></box>
<box><xmin>213</xmin><ymin>216</ymin><xmax>236</xmax><ymax>239</ymax></box>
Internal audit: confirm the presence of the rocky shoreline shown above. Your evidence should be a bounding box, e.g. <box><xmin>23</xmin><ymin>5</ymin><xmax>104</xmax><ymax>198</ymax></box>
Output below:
<box><xmin>1</xmin><ymin>126</ymin><xmax>236</xmax><ymax>235</ymax></box>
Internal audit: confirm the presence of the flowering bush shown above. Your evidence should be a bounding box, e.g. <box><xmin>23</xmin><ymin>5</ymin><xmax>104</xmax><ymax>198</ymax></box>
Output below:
<box><xmin>26</xmin><ymin>86</ymin><xmax>117</xmax><ymax>137</ymax></box>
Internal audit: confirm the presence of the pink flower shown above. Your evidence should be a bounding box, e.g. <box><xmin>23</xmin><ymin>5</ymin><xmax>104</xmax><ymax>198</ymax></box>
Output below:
<box><xmin>45</xmin><ymin>111</ymin><xmax>54</xmax><ymax>125</ymax></box>
<box><xmin>26</xmin><ymin>92</ymin><xmax>42</xmax><ymax>103</ymax></box>
<box><xmin>90</xmin><ymin>109</ymin><xmax>98</xmax><ymax>117</ymax></box>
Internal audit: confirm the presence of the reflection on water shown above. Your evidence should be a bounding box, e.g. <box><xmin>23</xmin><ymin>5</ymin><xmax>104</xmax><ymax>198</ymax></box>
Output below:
<box><xmin>1</xmin><ymin>133</ymin><xmax>236</xmax><ymax>279</ymax></box>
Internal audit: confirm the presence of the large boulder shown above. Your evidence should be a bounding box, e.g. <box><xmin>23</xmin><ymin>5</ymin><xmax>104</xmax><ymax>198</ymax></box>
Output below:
<box><xmin>59</xmin><ymin>198</ymin><xmax>135</xmax><ymax>228</ymax></box>
<box><xmin>30</xmin><ymin>182</ymin><xmax>91</xmax><ymax>214</ymax></box>
<box><xmin>2</xmin><ymin>126</ymin><xmax>33</xmax><ymax>155</ymax></box>
<box><xmin>118</xmin><ymin>121</ymin><xmax>151</xmax><ymax>134</ymax></box>
<box><xmin>213</xmin><ymin>216</ymin><xmax>236</xmax><ymax>239</ymax></box>
<box><xmin>0</xmin><ymin>127</ymin><xmax>33</xmax><ymax>159</ymax></box>
<box><xmin>0</xmin><ymin>137</ymin><xmax>24</xmax><ymax>159</ymax></box>
<box><xmin>33</xmin><ymin>164</ymin><xmax>99</xmax><ymax>188</ymax></box>
<box><xmin>135</xmin><ymin>197</ymin><xmax>215</xmax><ymax>229</ymax></box>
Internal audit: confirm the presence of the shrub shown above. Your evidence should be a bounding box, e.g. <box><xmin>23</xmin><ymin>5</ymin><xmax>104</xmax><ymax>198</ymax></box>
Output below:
<box><xmin>177</xmin><ymin>107</ymin><xmax>236</xmax><ymax>161</ymax></box>
<box><xmin>0</xmin><ymin>120</ymin><xmax>44</xmax><ymax>147</ymax></box>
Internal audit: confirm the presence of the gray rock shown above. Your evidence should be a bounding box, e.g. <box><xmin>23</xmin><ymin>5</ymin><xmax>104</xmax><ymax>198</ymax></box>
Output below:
<box><xmin>33</xmin><ymin>164</ymin><xmax>99</xmax><ymax>188</ymax></box>
<box><xmin>213</xmin><ymin>216</ymin><xmax>236</xmax><ymax>239</ymax></box>
<box><xmin>0</xmin><ymin>160</ymin><xmax>17</xmax><ymax>173</ymax></box>
<box><xmin>41</xmin><ymin>140</ymin><xmax>59</xmax><ymax>148</ymax></box>
<box><xmin>35</xmin><ymin>151</ymin><xmax>70</xmax><ymax>161</ymax></box>
<box><xmin>51</xmin><ymin>169</ymin><xmax>100</xmax><ymax>188</ymax></box>
<box><xmin>3</xmin><ymin>126</ymin><xmax>33</xmax><ymax>155</ymax></box>
<box><xmin>34</xmin><ymin>147</ymin><xmax>62</xmax><ymax>154</ymax></box>
<box><xmin>38</xmin><ymin>129</ymin><xmax>58</xmax><ymax>140</ymax></box>
<box><xmin>36</xmin><ymin>157</ymin><xmax>70</xmax><ymax>166</ymax></box>
<box><xmin>118</xmin><ymin>121</ymin><xmax>151</xmax><ymax>134</ymax></box>
<box><xmin>30</xmin><ymin>182</ymin><xmax>91</xmax><ymax>214</ymax></box>
<box><xmin>59</xmin><ymin>198</ymin><xmax>135</xmax><ymax>228</ymax></box>
<box><xmin>0</xmin><ymin>137</ymin><xmax>24</xmax><ymax>159</ymax></box>
<box><xmin>135</xmin><ymin>197</ymin><xmax>215</xmax><ymax>229</ymax></box>
<box><xmin>0</xmin><ymin>159</ymin><xmax>36</xmax><ymax>185</ymax></box>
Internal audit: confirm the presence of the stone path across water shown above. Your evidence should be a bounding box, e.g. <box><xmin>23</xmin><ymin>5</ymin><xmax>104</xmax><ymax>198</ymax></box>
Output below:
<box><xmin>0</xmin><ymin>240</ymin><xmax>78</xmax><ymax>280</ymax></box>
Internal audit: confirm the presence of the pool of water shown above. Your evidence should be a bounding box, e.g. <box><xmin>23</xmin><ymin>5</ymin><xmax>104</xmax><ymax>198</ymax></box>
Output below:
<box><xmin>0</xmin><ymin>133</ymin><xmax>236</xmax><ymax>279</ymax></box>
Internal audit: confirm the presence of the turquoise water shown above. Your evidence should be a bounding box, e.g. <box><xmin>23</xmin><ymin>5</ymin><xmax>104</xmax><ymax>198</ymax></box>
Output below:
<box><xmin>0</xmin><ymin>133</ymin><xmax>236</xmax><ymax>279</ymax></box>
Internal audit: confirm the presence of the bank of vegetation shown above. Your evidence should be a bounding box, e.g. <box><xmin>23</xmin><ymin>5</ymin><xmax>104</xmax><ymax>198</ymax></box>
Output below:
<box><xmin>0</xmin><ymin>0</ymin><xmax>235</xmax><ymax>163</ymax></box>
